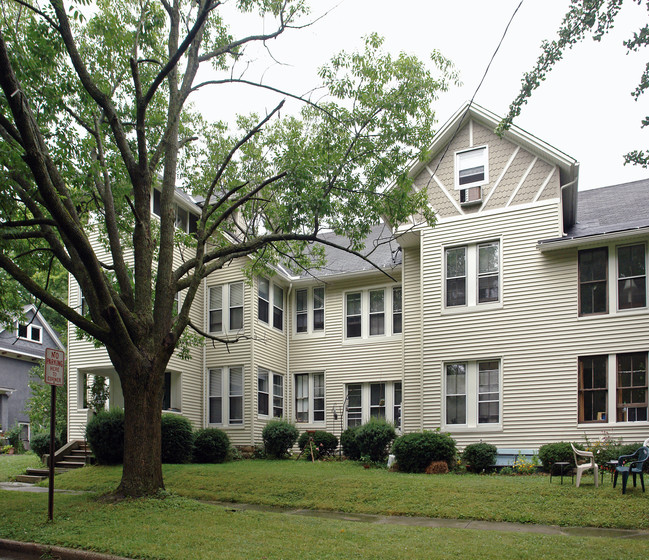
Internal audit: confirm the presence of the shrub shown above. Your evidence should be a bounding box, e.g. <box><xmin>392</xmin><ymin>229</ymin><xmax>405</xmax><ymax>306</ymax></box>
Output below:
<box><xmin>355</xmin><ymin>419</ymin><xmax>396</xmax><ymax>463</ymax></box>
<box><xmin>462</xmin><ymin>442</ymin><xmax>497</xmax><ymax>473</ymax></box>
<box><xmin>6</xmin><ymin>424</ymin><xmax>25</xmax><ymax>453</ymax></box>
<box><xmin>262</xmin><ymin>420</ymin><xmax>299</xmax><ymax>458</ymax></box>
<box><xmin>340</xmin><ymin>425</ymin><xmax>361</xmax><ymax>460</ymax></box>
<box><xmin>86</xmin><ymin>409</ymin><xmax>124</xmax><ymax>465</ymax></box>
<box><xmin>297</xmin><ymin>430</ymin><xmax>338</xmax><ymax>460</ymax></box>
<box><xmin>193</xmin><ymin>428</ymin><xmax>230</xmax><ymax>463</ymax></box>
<box><xmin>538</xmin><ymin>442</ymin><xmax>578</xmax><ymax>471</ymax></box>
<box><xmin>30</xmin><ymin>432</ymin><xmax>62</xmax><ymax>460</ymax></box>
<box><xmin>392</xmin><ymin>431</ymin><xmax>457</xmax><ymax>473</ymax></box>
<box><xmin>161</xmin><ymin>414</ymin><xmax>194</xmax><ymax>464</ymax></box>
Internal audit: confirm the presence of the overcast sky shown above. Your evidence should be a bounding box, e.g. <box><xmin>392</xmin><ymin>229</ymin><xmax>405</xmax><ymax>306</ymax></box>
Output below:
<box><xmin>199</xmin><ymin>0</ymin><xmax>649</xmax><ymax>191</ymax></box>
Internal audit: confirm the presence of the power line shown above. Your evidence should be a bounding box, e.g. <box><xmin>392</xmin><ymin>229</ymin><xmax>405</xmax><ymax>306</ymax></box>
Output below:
<box><xmin>426</xmin><ymin>0</ymin><xmax>525</xmax><ymax>189</ymax></box>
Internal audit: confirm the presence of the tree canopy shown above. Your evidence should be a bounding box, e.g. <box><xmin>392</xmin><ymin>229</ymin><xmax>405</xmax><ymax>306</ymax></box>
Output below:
<box><xmin>498</xmin><ymin>0</ymin><xmax>649</xmax><ymax>167</ymax></box>
<box><xmin>0</xmin><ymin>0</ymin><xmax>457</xmax><ymax>496</ymax></box>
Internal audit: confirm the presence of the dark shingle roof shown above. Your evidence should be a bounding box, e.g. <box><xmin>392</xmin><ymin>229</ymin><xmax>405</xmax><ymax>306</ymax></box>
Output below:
<box><xmin>565</xmin><ymin>179</ymin><xmax>649</xmax><ymax>239</ymax></box>
<box><xmin>297</xmin><ymin>223</ymin><xmax>402</xmax><ymax>279</ymax></box>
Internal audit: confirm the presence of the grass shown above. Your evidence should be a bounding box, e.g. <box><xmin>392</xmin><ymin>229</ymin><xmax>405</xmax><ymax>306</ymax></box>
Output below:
<box><xmin>52</xmin><ymin>459</ymin><xmax>649</xmax><ymax>529</ymax></box>
<box><xmin>0</xmin><ymin>452</ymin><xmax>40</xmax><ymax>481</ymax></box>
<box><xmin>1</xmin><ymin>456</ymin><xmax>649</xmax><ymax>560</ymax></box>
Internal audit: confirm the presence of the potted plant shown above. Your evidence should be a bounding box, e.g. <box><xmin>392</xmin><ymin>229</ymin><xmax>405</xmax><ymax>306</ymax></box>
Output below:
<box><xmin>2</xmin><ymin>445</ymin><xmax>15</xmax><ymax>455</ymax></box>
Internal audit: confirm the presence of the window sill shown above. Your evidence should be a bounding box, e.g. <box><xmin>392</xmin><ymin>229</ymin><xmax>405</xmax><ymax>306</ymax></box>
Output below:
<box><xmin>209</xmin><ymin>423</ymin><xmax>246</xmax><ymax>429</ymax></box>
<box><xmin>292</xmin><ymin>331</ymin><xmax>326</xmax><ymax>340</ymax></box>
<box><xmin>578</xmin><ymin>420</ymin><xmax>649</xmax><ymax>428</ymax></box>
<box><xmin>342</xmin><ymin>334</ymin><xmax>403</xmax><ymax>345</ymax></box>
<box><xmin>578</xmin><ymin>307</ymin><xmax>648</xmax><ymax>320</ymax></box>
<box><xmin>442</xmin><ymin>424</ymin><xmax>503</xmax><ymax>433</ymax></box>
<box><xmin>295</xmin><ymin>422</ymin><xmax>326</xmax><ymax>429</ymax></box>
<box><xmin>441</xmin><ymin>302</ymin><xmax>502</xmax><ymax>316</ymax></box>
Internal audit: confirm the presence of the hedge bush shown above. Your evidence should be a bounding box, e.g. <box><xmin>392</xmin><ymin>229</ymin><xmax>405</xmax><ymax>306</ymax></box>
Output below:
<box><xmin>193</xmin><ymin>428</ymin><xmax>230</xmax><ymax>463</ymax></box>
<box><xmin>392</xmin><ymin>431</ymin><xmax>457</xmax><ymax>473</ymax></box>
<box><xmin>85</xmin><ymin>409</ymin><xmax>124</xmax><ymax>465</ymax></box>
<box><xmin>538</xmin><ymin>442</ymin><xmax>579</xmax><ymax>470</ymax></box>
<box><xmin>262</xmin><ymin>420</ymin><xmax>299</xmax><ymax>458</ymax></box>
<box><xmin>30</xmin><ymin>433</ymin><xmax>62</xmax><ymax>460</ymax></box>
<box><xmin>161</xmin><ymin>414</ymin><xmax>194</xmax><ymax>464</ymax></box>
<box><xmin>297</xmin><ymin>430</ymin><xmax>338</xmax><ymax>459</ymax></box>
<box><xmin>462</xmin><ymin>442</ymin><xmax>497</xmax><ymax>473</ymax></box>
<box><xmin>340</xmin><ymin>425</ymin><xmax>361</xmax><ymax>460</ymax></box>
<box><xmin>355</xmin><ymin>419</ymin><xmax>396</xmax><ymax>462</ymax></box>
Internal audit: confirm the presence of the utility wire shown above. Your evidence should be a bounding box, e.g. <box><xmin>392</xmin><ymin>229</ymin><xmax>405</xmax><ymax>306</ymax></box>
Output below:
<box><xmin>426</xmin><ymin>0</ymin><xmax>525</xmax><ymax>189</ymax></box>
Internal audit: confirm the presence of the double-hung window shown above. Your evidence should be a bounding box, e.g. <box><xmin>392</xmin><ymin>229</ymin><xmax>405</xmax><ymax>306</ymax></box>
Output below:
<box><xmin>345</xmin><ymin>287</ymin><xmax>402</xmax><ymax>339</ymax></box>
<box><xmin>618</xmin><ymin>244</ymin><xmax>646</xmax><ymax>310</ymax></box>
<box><xmin>345</xmin><ymin>382</ymin><xmax>402</xmax><ymax>428</ymax></box>
<box><xmin>258</xmin><ymin>368</ymin><xmax>284</xmax><ymax>418</ymax></box>
<box><xmin>616</xmin><ymin>353</ymin><xmax>647</xmax><ymax>422</ymax></box>
<box><xmin>257</xmin><ymin>277</ymin><xmax>284</xmax><ymax>331</ymax></box>
<box><xmin>455</xmin><ymin>146</ymin><xmax>488</xmax><ymax>204</ymax></box>
<box><xmin>579</xmin><ymin>248</ymin><xmax>608</xmax><ymax>315</ymax></box>
<box><xmin>445</xmin><ymin>241</ymin><xmax>500</xmax><ymax>308</ymax></box>
<box><xmin>208</xmin><ymin>366</ymin><xmax>244</xmax><ymax>425</ymax></box>
<box><xmin>208</xmin><ymin>283</ymin><xmax>244</xmax><ymax>333</ymax></box>
<box><xmin>294</xmin><ymin>372</ymin><xmax>325</xmax><ymax>424</ymax></box>
<box><xmin>295</xmin><ymin>287</ymin><xmax>325</xmax><ymax>334</ymax></box>
<box><xmin>444</xmin><ymin>360</ymin><xmax>501</xmax><ymax>428</ymax></box>
<box><xmin>578</xmin><ymin>356</ymin><xmax>608</xmax><ymax>423</ymax></box>
<box><xmin>578</xmin><ymin>243</ymin><xmax>647</xmax><ymax>316</ymax></box>
<box><xmin>258</xmin><ymin>278</ymin><xmax>270</xmax><ymax>323</ymax></box>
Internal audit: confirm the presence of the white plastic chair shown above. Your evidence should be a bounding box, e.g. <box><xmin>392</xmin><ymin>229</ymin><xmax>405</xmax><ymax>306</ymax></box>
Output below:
<box><xmin>571</xmin><ymin>443</ymin><xmax>599</xmax><ymax>487</ymax></box>
<box><xmin>643</xmin><ymin>437</ymin><xmax>649</xmax><ymax>447</ymax></box>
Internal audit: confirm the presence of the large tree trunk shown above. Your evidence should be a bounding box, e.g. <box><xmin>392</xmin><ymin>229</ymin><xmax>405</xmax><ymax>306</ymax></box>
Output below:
<box><xmin>115</xmin><ymin>363</ymin><xmax>165</xmax><ymax>497</ymax></box>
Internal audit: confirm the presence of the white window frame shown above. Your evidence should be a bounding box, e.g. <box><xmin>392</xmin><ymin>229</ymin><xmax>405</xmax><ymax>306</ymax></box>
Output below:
<box><xmin>616</xmin><ymin>242</ymin><xmax>647</xmax><ymax>311</ymax></box>
<box><xmin>294</xmin><ymin>372</ymin><xmax>325</xmax><ymax>425</ymax></box>
<box><xmin>17</xmin><ymin>323</ymin><xmax>42</xmax><ymax>344</ymax></box>
<box><xmin>162</xmin><ymin>371</ymin><xmax>182</xmax><ymax>412</ymax></box>
<box><xmin>257</xmin><ymin>277</ymin><xmax>284</xmax><ymax>332</ymax></box>
<box><xmin>208</xmin><ymin>282</ymin><xmax>244</xmax><ymax>334</ymax></box>
<box><xmin>294</xmin><ymin>286</ymin><xmax>325</xmax><ymax>335</ymax></box>
<box><xmin>258</xmin><ymin>367</ymin><xmax>285</xmax><ymax>419</ymax></box>
<box><xmin>344</xmin><ymin>381</ymin><xmax>402</xmax><ymax>428</ymax></box>
<box><xmin>443</xmin><ymin>360</ymin><xmax>502</xmax><ymax>430</ymax></box>
<box><xmin>343</xmin><ymin>286</ymin><xmax>403</xmax><ymax>340</ymax></box>
<box><xmin>454</xmin><ymin>146</ymin><xmax>488</xmax><ymax>189</ymax></box>
<box><xmin>207</xmin><ymin>366</ymin><xmax>244</xmax><ymax>427</ymax></box>
<box><xmin>444</xmin><ymin>240</ymin><xmax>501</xmax><ymax>311</ymax></box>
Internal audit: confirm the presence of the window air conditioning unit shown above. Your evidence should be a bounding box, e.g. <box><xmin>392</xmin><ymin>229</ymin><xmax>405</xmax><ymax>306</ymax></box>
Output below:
<box><xmin>460</xmin><ymin>186</ymin><xmax>482</xmax><ymax>205</ymax></box>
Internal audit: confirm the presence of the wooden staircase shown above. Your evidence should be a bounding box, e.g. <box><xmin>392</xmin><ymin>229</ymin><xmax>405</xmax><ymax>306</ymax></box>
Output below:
<box><xmin>15</xmin><ymin>440</ymin><xmax>93</xmax><ymax>484</ymax></box>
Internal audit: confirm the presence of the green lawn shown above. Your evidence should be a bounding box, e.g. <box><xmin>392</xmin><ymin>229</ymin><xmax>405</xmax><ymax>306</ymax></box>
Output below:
<box><xmin>1</xmin><ymin>457</ymin><xmax>648</xmax><ymax>560</ymax></box>
<box><xmin>52</xmin><ymin>459</ymin><xmax>648</xmax><ymax>529</ymax></box>
<box><xmin>0</xmin><ymin>452</ymin><xmax>40</xmax><ymax>482</ymax></box>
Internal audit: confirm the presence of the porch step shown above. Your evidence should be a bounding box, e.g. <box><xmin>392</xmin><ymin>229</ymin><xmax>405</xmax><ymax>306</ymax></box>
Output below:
<box><xmin>26</xmin><ymin>468</ymin><xmax>67</xmax><ymax>476</ymax></box>
<box><xmin>15</xmin><ymin>474</ymin><xmax>47</xmax><ymax>483</ymax></box>
<box><xmin>56</xmin><ymin>460</ymin><xmax>86</xmax><ymax>468</ymax></box>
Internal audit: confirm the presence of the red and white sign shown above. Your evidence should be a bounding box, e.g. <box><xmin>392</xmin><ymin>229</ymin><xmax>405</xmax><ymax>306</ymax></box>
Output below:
<box><xmin>45</xmin><ymin>348</ymin><xmax>65</xmax><ymax>387</ymax></box>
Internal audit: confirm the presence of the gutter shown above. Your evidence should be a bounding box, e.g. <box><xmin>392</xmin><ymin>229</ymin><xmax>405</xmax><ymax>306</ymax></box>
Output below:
<box><xmin>537</xmin><ymin>226</ymin><xmax>649</xmax><ymax>252</ymax></box>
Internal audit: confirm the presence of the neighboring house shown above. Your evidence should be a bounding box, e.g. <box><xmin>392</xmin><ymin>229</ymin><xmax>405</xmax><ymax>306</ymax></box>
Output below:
<box><xmin>66</xmin><ymin>103</ymin><xmax>649</xmax><ymax>450</ymax></box>
<box><xmin>0</xmin><ymin>304</ymin><xmax>65</xmax><ymax>448</ymax></box>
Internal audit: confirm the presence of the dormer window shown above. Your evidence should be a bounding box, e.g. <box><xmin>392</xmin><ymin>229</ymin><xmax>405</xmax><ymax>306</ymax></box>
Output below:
<box><xmin>18</xmin><ymin>323</ymin><xmax>42</xmax><ymax>343</ymax></box>
<box><xmin>455</xmin><ymin>147</ymin><xmax>487</xmax><ymax>205</ymax></box>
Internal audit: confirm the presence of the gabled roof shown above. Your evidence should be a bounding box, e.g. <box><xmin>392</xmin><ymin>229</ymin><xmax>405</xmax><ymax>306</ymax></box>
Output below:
<box><xmin>0</xmin><ymin>304</ymin><xmax>65</xmax><ymax>358</ymax></box>
<box><xmin>409</xmin><ymin>102</ymin><xmax>580</xmax><ymax>228</ymax></box>
<box><xmin>538</xmin><ymin>179</ymin><xmax>649</xmax><ymax>250</ymax></box>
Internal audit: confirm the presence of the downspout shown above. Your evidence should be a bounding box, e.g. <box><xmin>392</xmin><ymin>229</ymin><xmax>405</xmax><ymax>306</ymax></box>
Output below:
<box><xmin>202</xmin><ymin>275</ymin><xmax>207</xmax><ymax>428</ymax></box>
<box><xmin>250</xmin><ymin>280</ymin><xmax>255</xmax><ymax>447</ymax></box>
<box><xmin>559</xmin><ymin>178</ymin><xmax>578</xmax><ymax>235</ymax></box>
<box><xmin>286</xmin><ymin>283</ymin><xmax>293</xmax><ymax>425</ymax></box>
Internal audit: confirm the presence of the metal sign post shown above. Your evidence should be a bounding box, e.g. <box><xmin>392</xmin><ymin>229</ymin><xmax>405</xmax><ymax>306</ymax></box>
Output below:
<box><xmin>44</xmin><ymin>348</ymin><xmax>65</xmax><ymax>522</ymax></box>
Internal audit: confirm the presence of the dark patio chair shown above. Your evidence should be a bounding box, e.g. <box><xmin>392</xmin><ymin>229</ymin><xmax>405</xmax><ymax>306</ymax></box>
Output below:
<box><xmin>613</xmin><ymin>446</ymin><xmax>649</xmax><ymax>494</ymax></box>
